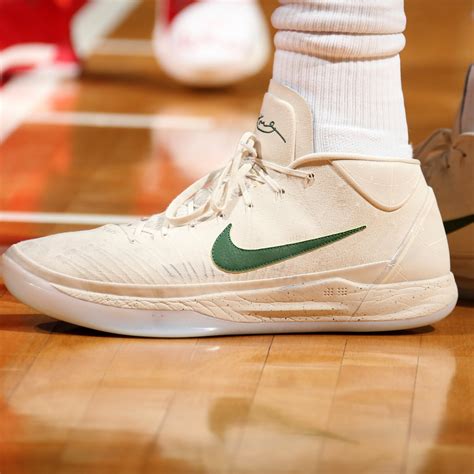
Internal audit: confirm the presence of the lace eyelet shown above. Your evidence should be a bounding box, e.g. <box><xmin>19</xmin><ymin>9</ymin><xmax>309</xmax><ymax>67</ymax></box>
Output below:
<box><xmin>452</xmin><ymin>146</ymin><xmax>467</xmax><ymax>159</ymax></box>
<box><xmin>304</xmin><ymin>173</ymin><xmax>315</xmax><ymax>187</ymax></box>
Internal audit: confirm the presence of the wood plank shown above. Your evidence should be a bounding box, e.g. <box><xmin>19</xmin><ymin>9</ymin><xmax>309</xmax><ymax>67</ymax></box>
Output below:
<box><xmin>1</xmin><ymin>0</ymin><xmax>473</xmax><ymax>472</ymax></box>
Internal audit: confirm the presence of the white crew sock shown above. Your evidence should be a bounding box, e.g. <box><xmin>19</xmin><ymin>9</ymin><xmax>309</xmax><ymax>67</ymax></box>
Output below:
<box><xmin>272</xmin><ymin>0</ymin><xmax>412</xmax><ymax>158</ymax></box>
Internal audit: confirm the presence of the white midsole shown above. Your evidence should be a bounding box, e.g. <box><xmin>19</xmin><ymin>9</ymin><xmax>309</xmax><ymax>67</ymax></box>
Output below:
<box><xmin>2</xmin><ymin>255</ymin><xmax>458</xmax><ymax>337</ymax></box>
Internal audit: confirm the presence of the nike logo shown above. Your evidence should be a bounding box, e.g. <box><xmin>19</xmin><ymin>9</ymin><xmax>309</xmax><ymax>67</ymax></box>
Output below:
<box><xmin>212</xmin><ymin>224</ymin><xmax>366</xmax><ymax>272</ymax></box>
<box><xmin>444</xmin><ymin>214</ymin><xmax>474</xmax><ymax>234</ymax></box>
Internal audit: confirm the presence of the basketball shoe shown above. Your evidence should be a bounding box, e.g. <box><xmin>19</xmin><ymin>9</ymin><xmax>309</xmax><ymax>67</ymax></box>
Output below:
<box><xmin>153</xmin><ymin>0</ymin><xmax>270</xmax><ymax>87</ymax></box>
<box><xmin>2</xmin><ymin>81</ymin><xmax>458</xmax><ymax>337</ymax></box>
<box><xmin>415</xmin><ymin>65</ymin><xmax>474</xmax><ymax>298</ymax></box>
<box><xmin>0</xmin><ymin>0</ymin><xmax>86</xmax><ymax>83</ymax></box>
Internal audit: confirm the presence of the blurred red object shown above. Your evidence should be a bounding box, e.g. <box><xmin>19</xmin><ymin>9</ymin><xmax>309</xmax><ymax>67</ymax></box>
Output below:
<box><xmin>0</xmin><ymin>0</ymin><xmax>87</xmax><ymax>82</ymax></box>
<box><xmin>162</xmin><ymin>0</ymin><xmax>196</xmax><ymax>24</ymax></box>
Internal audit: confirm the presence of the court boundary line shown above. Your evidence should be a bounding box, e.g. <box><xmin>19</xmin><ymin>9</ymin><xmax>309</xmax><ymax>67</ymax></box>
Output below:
<box><xmin>0</xmin><ymin>0</ymin><xmax>141</xmax><ymax>143</ymax></box>
<box><xmin>25</xmin><ymin>111</ymin><xmax>216</xmax><ymax>129</ymax></box>
<box><xmin>72</xmin><ymin>0</ymin><xmax>141</xmax><ymax>57</ymax></box>
<box><xmin>92</xmin><ymin>38</ymin><xmax>153</xmax><ymax>57</ymax></box>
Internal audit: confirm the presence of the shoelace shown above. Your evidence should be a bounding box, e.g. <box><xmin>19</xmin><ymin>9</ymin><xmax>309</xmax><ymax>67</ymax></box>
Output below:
<box><xmin>414</xmin><ymin>128</ymin><xmax>467</xmax><ymax>181</ymax></box>
<box><xmin>130</xmin><ymin>132</ymin><xmax>313</xmax><ymax>241</ymax></box>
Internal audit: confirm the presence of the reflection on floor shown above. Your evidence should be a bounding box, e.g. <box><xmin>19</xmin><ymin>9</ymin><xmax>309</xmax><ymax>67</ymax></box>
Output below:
<box><xmin>0</xmin><ymin>0</ymin><xmax>473</xmax><ymax>473</ymax></box>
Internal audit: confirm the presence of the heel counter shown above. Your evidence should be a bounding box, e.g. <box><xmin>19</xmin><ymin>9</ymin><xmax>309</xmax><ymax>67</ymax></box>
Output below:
<box><xmin>385</xmin><ymin>188</ymin><xmax>451</xmax><ymax>282</ymax></box>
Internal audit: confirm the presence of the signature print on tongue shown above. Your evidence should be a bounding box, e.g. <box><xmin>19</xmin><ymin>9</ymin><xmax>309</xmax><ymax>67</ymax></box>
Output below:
<box><xmin>257</xmin><ymin>115</ymin><xmax>286</xmax><ymax>143</ymax></box>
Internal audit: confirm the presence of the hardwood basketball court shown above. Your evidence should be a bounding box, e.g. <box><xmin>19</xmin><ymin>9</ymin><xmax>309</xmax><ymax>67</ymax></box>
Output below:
<box><xmin>0</xmin><ymin>1</ymin><xmax>473</xmax><ymax>473</ymax></box>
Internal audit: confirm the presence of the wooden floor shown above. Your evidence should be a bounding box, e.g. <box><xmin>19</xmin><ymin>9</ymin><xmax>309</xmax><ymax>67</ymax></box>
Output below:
<box><xmin>1</xmin><ymin>1</ymin><xmax>473</xmax><ymax>473</ymax></box>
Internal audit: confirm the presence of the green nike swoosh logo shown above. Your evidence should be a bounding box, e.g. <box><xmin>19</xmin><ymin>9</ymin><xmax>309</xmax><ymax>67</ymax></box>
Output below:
<box><xmin>212</xmin><ymin>224</ymin><xmax>366</xmax><ymax>272</ymax></box>
<box><xmin>444</xmin><ymin>214</ymin><xmax>474</xmax><ymax>234</ymax></box>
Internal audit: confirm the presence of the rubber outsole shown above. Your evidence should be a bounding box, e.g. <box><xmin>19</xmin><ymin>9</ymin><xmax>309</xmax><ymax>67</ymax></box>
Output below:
<box><xmin>2</xmin><ymin>255</ymin><xmax>458</xmax><ymax>338</ymax></box>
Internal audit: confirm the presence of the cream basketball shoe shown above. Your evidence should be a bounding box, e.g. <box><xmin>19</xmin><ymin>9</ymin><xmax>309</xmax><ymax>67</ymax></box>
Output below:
<box><xmin>2</xmin><ymin>81</ymin><xmax>458</xmax><ymax>337</ymax></box>
<box><xmin>415</xmin><ymin>65</ymin><xmax>474</xmax><ymax>298</ymax></box>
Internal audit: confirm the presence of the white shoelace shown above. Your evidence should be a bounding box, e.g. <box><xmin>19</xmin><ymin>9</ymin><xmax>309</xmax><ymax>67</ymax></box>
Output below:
<box><xmin>414</xmin><ymin>128</ymin><xmax>467</xmax><ymax>181</ymax></box>
<box><xmin>130</xmin><ymin>132</ymin><xmax>313</xmax><ymax>241</ymax></box>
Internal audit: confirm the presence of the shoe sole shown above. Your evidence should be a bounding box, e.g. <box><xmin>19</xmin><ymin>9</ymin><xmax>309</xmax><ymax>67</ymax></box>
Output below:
<box><xmin>3</xmin><ymin>255</ymin><xmax>459</xmax><ymax>337</ymax></box>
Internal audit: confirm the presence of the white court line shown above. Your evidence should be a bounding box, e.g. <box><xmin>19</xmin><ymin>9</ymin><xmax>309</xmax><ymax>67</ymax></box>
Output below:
<box><xmin>72</xmin><ymin>0</ymin><xmax>140</xmax><ymax>57</ymax></box>
<box><xmin>93</xmin><ymin>38</ymin><xmax>154</xmax><ymax>57</ymax></box>
<box><xmin>0</xmin><ymin>211</ymin><xmax>142</xmax><ymax>226</ymax></box>
<box><xmin>0</xmin><ymin>0</ymin><xmax>140</xmax><ymax>143</ymax></box>
<box><xmin>25</xmin><ymin>111</ymin><xmax>216</xmax><ymax>130</ymax></box>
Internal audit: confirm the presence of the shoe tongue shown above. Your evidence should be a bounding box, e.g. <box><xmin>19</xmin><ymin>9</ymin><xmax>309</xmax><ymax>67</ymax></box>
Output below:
<box><xmin>254</xmin><ymin>80</ymin><xmax>314</xmax><ymax>165</ymax></box>
<box><xmin>453</xmin><ymin>64</ymin><xmax>474</xmax><ymax>139</ymax></box>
